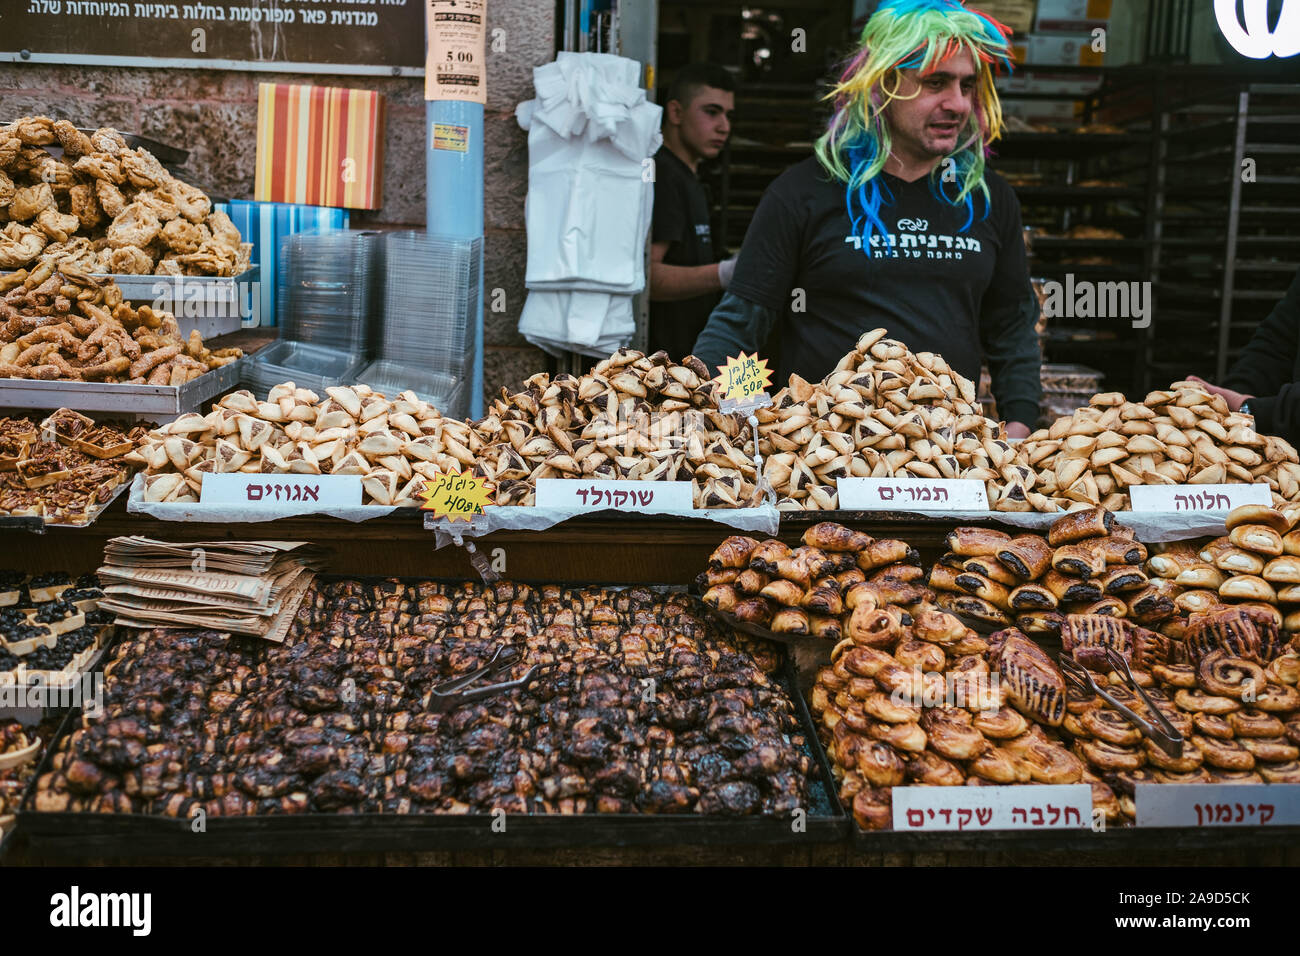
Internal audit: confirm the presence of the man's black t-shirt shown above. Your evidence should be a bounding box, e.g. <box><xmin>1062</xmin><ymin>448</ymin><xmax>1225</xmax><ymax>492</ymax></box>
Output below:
<box><xmin>728</xmin><ymin>156</ymin><xmax>1030</xmax><ymax>390</ymax></box>
<box><xmin>649</xmin><ymin>146</ymin><xmax>721</xmax><ymax>359</ymax></box>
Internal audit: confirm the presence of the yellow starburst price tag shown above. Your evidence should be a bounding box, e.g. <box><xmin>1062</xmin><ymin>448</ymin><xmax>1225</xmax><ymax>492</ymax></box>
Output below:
<box><xmin>716</xmin><ymin>352</ymin><xmax>774</xmax><ymax>412</ymax></box>
<box><xmin>418</xmin><ymin>471</ymin><xmax>493</xmax><ymax>522</ymax></box>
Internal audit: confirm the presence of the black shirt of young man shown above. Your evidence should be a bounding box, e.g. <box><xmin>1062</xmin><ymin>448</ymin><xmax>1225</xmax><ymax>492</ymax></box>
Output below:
<box><xmin>649</xmin><ymin>145</ymin><xmax>721</xmax><ymax>360</ymax></box>
<box><xmin>722</xmin><ymin>156</ymin><xmax>1039</xmax><ymax>426</ymax></box>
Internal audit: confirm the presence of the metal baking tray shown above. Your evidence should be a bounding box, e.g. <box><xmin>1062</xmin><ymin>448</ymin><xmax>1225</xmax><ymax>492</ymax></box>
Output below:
<box><xmin>19</xmin><ymin>582</ymin><xmax>847</xmax><ymax>856</ymax></box>
<box><xmin>0</xmin><ymin>356</ymin><xmax>243</xmax><ymax>416</ymax></box>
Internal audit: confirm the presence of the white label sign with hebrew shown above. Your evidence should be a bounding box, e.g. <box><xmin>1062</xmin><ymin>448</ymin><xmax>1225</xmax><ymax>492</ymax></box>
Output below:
<box><xmin>534</xmin><ymin>479</ymin><xmax>694</xmax><ymax>514</ymax></box>
<box><xmin>892</xmin><ymin>784</ymin><xmax>1091</xmax><ymax>831</ymax></box>
<box><xmin>837</xmin><ymin>477</ymin><xmax>988</xmax><ymax>511</ymax></box>
<box><xmin>200</xmin><ymin>474</ymin><xmax>362</xmax><ymax>510</ymax></box>
<box><xmin>1135</xmin><ymin>784</ymin><xmax>1300</xmax><ymax>828</ymax></box>
<box><xmin>1128</xmin><ymin>483</ymin><xmax>1270</xmax><ymax>513</ymax></box>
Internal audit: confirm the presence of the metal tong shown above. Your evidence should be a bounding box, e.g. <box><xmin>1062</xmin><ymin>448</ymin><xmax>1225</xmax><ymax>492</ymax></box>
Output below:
<box><xmin>1058</xmin><ymin>647</ymin><xmax>1185</xmax><ymax>757</ymax></box>
<box><xmin>427</xmin><ymin>645</ymin><xmax>552</xmax><ymax>713</ymax></box>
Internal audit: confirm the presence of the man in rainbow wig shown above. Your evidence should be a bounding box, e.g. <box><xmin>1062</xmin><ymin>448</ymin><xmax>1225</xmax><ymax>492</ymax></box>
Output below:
<box><xmin>692</xmin><ymin>0</ymin><xmax>1041</xmax><ymax>436</ymax></box>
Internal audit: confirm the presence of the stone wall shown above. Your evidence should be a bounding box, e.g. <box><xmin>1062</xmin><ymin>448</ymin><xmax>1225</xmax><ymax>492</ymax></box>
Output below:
<box><xmin>0</xmin><ymin>0</ymin><xmax>553</xmax><ymax>409</ymax></box>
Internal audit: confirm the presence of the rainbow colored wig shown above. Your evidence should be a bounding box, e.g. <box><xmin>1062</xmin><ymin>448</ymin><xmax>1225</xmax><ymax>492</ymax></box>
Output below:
<box><xmin>814</xmin><ymin>0</ymin><xmax>1013</xmax><ymax>254</ymax></box>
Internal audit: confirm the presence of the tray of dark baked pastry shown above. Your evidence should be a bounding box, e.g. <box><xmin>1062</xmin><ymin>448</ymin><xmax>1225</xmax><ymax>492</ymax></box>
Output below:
<box><xmin>19</xmin><ymin>577</ymin><xmax>848</xmax><ymax>856</ymax></box>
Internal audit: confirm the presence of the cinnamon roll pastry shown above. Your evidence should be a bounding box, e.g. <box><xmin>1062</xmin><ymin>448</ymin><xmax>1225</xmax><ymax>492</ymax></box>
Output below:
<box><xmin>800</xmin><ymin>586</ymin><xmax>843</xmax><ymax>617</ymax></box>
<box><xmin>1016</xmin><ymin>611</ymin><xmax>1065</xmax><ymax>637</ymax></box>
<box><xmin>852</xmin><ymin>786</ymin><xmax>893</xmax><ymax>831</ymax></box>
<box><xmin>945</xmin><ymin>526</ymin><xmax>1012</xmax><ymax>558</ymax></box>
<box><xmin>862</xmin><ymin>691</ymin><xmax>921</xmax><ymax>724</ymax></box>
<box><xmin>1173</xmin><ymin>564</ymin><xmax>1227</xmax><ymax>590</ymax></box>
<box><xmin>1019</xmin><ymin>739</ymin><xmax>1085</xmax><ymax>784</ymax></box>
<box><xmin>864</xmin><ymin>717</ymin><xmax>927</xmax><ymax>753</ymax></box>
<box><xmin>1106</xmin><ymin>667</ymin><xmax>1154</xmax><ymax>688</ymax></box>
<box><xmin>1094</xmin><ymin>535</ymin><xmax>1148</xmax><ymax>566</ymax></box>
<box><xmin>950</xmin><ymin>668</ymin><xmax>1005</xmax><ymax>714</ymax></box>
<box><xmin>840</xmin><ymin>703</ymin><xmax>873</xmax><ymax>735</ymax></box>
<box><xmin>951</xmin><ymin>653</ymin><xmax>989</xmax><ymax>675</ymax></box>
<box><xmin>1218</xmin><ymin>575</ymin><xmax>1277</xmax><ymax>604</ymax></box>
<box><xmin>1193</xmin><ymin>712</ymin><xmax>1235</xmax><ymax>740</ymax></box>
<box><xmin>1047</xmin><ymin>506</ymin><xmax>1114</xmax><ymax>546</ymax></box>
<box><xmin>835</xmin><ymin>568</ymin><xmax>867</xmax><ymax>589</ymax></box>
<box><xmin>771</xmin><ymin>607</ymin><xmax>810</xmax><ymax>635</ymax></box>
<box><xmin>847</xmin><ymin>605</ymin><xmax>901</xmax><ymax>649</ymax></box>
<box><xmin>1147</xmin><ymin>542</ymin><xmax>1203</xmax><ymax>579</ymax></box>
<box><xmin>910</xmin><ymin>609</ymin><xmax>966</xmax><ymax>646</ymax></box>
<box><xmin>1142</xmin><ymin>739</ymin><xmax>1202</xmax><ymax>775</ymax></box>
<box><xmin>802</xmin><ymin>522</ymin><xmax>873</xmax><ymax>553</ymax></box>
<box><xmin>951</xmin><ymin>632</ymin><xmax>990</xmax><ymax>657</ymax></box>
<box><xmin>1227</xmin><ymin>708</ymin><xmax>1285</xmax><ymax>738</ymax></box>
<box><xmin>954</xmin><ymin>571</ymin><xmax>1012</xmax><ymax>610</ymax></box>
<box><xmin>986</xmin><ymin>628</ymin><xmax>1068</xmax><ymax>727</ymax></box>
<box><xmin>962</xmin><ymin>555</ymin><xmax>1020</xmax><ymax>587</ymax></box>
<box><xmin>844</xmin><ymin>581</ymin><xmax>881</xmax><ymax>611</ymax></box>
<box><xmin>1062</xmin><ymin>712</ymin><xmax>1092</xmax><ymax>738</ymax></box>
<box><xmin>747</xmin><ymin>538</ymin><xmax>791</xmax><ymax>573</ymax></box>
<box><xmin>856</xmin><ymin>741</ymin><xmax>906</xmax><ymax>787</ymax></box>
<box><xmin>1197</xmin><ymin>651</ymin><xmax>1266</xmax><ymax>700</ymax></box>
<box><xmin>1226</xmin><ymin>504</ymin><xmax>1291</xmax><ymax>535</ymax></box>
<box><xmin>1152</xmin><ymin>662</ymin><xmax>1197</xmax><ymax>688</ymax></box>
<box><xmin>873</xmin><ymin>659</ymin><xmax>928</xmax><ymax>702</ymax></box>
<box><xmin>1192</xmin><ymin>734</ymin><xmax>1255</xmax><ymax>771</ymax></box>
<box><xmin>904</xmin><ymin>750</ymin><xmax>966</xmax><ymax>786</ymax></box>
<box><xmin>894</xmin><ymin>639</ymin><xmax>946</xmax><ymax>673</ymax></box>
<box><xmin>921</xmin><ymin>707</ymin><xmax>986</xmax><ymax>761</ymax></box>
<box><xmin>1077</xmin><ymin>738</ymin><xmax>1147</xmax><ymax>772</ymax></box>
<box><xmin>1009</xmin><ymin>583</ymin><xmax>1058</xmax><ymax>611</ymax></box>
<box><xmin>837</xmin><ymin>766</ymin><xmax>864</xmax><ymax>798</ymax></box>
<box><xmin>1154</xmin><ymin>767</ymin><xmax>1214</xmax><ymax>785</ymax></box>
<box><xmin>1239</xmin><ymin>736</ymin><xmax>1300</xmax><ymax>763</ymax></box>
<box><xmin>1287</xmin><ymin>717</ymin><xmax>1300</xmax><ymax>747</ymax></box>
<box><xmin>1079</xmin><ymin>597</ymin><xmax>1128</xmax><ymax>617</ymax></box>
<box><xmin>996</xmin><ymin>535</ymin><xmax>1054</xmax><ymax>582</ymax></box>
<box><xmin>1079</xmin><ymin>707</ymin><xmax>1144</xmax><ymax>747</ymax></box>
<box><xmin>967</xmin><ymin>741</ymin><xmax>1024</xmax><ymax>784</ymax></box>
<box><xmin>810</xmin><ymin>683</ymin><xmax>832</xmax><ymax>715</ymax></box>
<box><xmin>1258</xmin><ymin>760</ymin><xmax>1300</xmax><ymax>783</ymax></box>
<box><xmin>1089</xmin><ymin>777</ymin><xmax>1123</xmax><ymax>822</ymax></box>
<box><xmin>1102</xmin><ymin>767</ymin><xmax>1158</xmax><ymax>795</ymax></box>
<box><xmin>1266</xmin><ymin>653</ymin><xmax>1300</xmax><ymax>687</ymax></box>
<box><xmin>1207</xmin><ymin>769</ymin><xmax>1263</xmax><ymax>783</ymax></box>
<box><xmin>1252</xmin><ymin>682</ymin><xmax>1300</xmax><ymax>713</ymax></box>
<box><xmin>1102</xmin><ymin>566</ymin><xmax>1148</xmax><ymax>594</ymax></box>
<box><xmin>935</xmin><ymin>593</ymin><xmax>1012</xmax><ymax>629</ymax></box>
<box><xmin>1067</xmin><ymin>684</ymin><xmax>1101</xmax><ymax>715</ymax></box>
<box><xmin>856</xmin><ymin>538</ymin><xmax>919</xmax><ymax>571</ymax></box>
<box><xmin>809</xmin><ymin>614</ymin><xmax>842</xmax><ymax>641</ymax></box>
<box><xmin>731</xmin><ymin>597</ymin><xmax>775</xmax><ymax>627</ymax></box>
<box><xmin>735</xmin><ymin>568</ymin><xmax>771</xmax><ymax>596</ymax></box>
<box><xmin>710</xmin><ymin>535</ymin><xmax>758</xmax><ymax>570</ymax></box>
<box><xmin>1229</xmin><ymin>523</ymin><xmax>1283</xmax><ymax>557</ymax></box>
<box><xmin>1043</xmin><ymin>570</ymin><xmax>1103</xmax><ymax>605</ymax></box>
<box><xmin>702</xmin><ymin>584</ymin><xmax>738</xmax><ymax>612</ymax></box>
<box><xmin>1175</xmin><ymin>688</ymin><xmax>1241</xmax><ymax>715</ymax></box>
<box><xmin>972</xmin><ymin>705</ymin><xmax>1029</xmax><ymax>740</ymax></box>
<box><xmin>1052</xmin><ymin>543</ymin><xmax>1106</xmax><ymax>579</ymax></box>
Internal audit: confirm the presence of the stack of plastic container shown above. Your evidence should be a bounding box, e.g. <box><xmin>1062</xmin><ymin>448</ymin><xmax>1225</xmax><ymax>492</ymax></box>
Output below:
<box><xmin>349</xmin><ymin>232</ymin><xmax>480</xmax><ymax>419</ymax></box>
<box><xmin>245</xmin><ymin>231</ymin><xmax>380</xmax><ymax>396</ymax></box>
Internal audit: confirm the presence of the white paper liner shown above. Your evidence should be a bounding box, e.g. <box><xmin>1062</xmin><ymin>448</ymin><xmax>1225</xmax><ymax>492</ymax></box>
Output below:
<box><xmin>426</xmin><ymin>503</ymin><xmax>782</xmax><ymax>549</ymax></box>
<box><xmin>126</xmin><ymin>473</ymin><xmax>401</xmax><ymax>524</ymax></box>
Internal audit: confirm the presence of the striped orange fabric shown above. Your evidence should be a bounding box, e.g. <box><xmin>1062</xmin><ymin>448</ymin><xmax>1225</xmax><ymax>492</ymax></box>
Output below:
<box><xmin>255</xmin><ymin>82</ymin><xmax>386</xmax><ymax>210</ymax></box>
